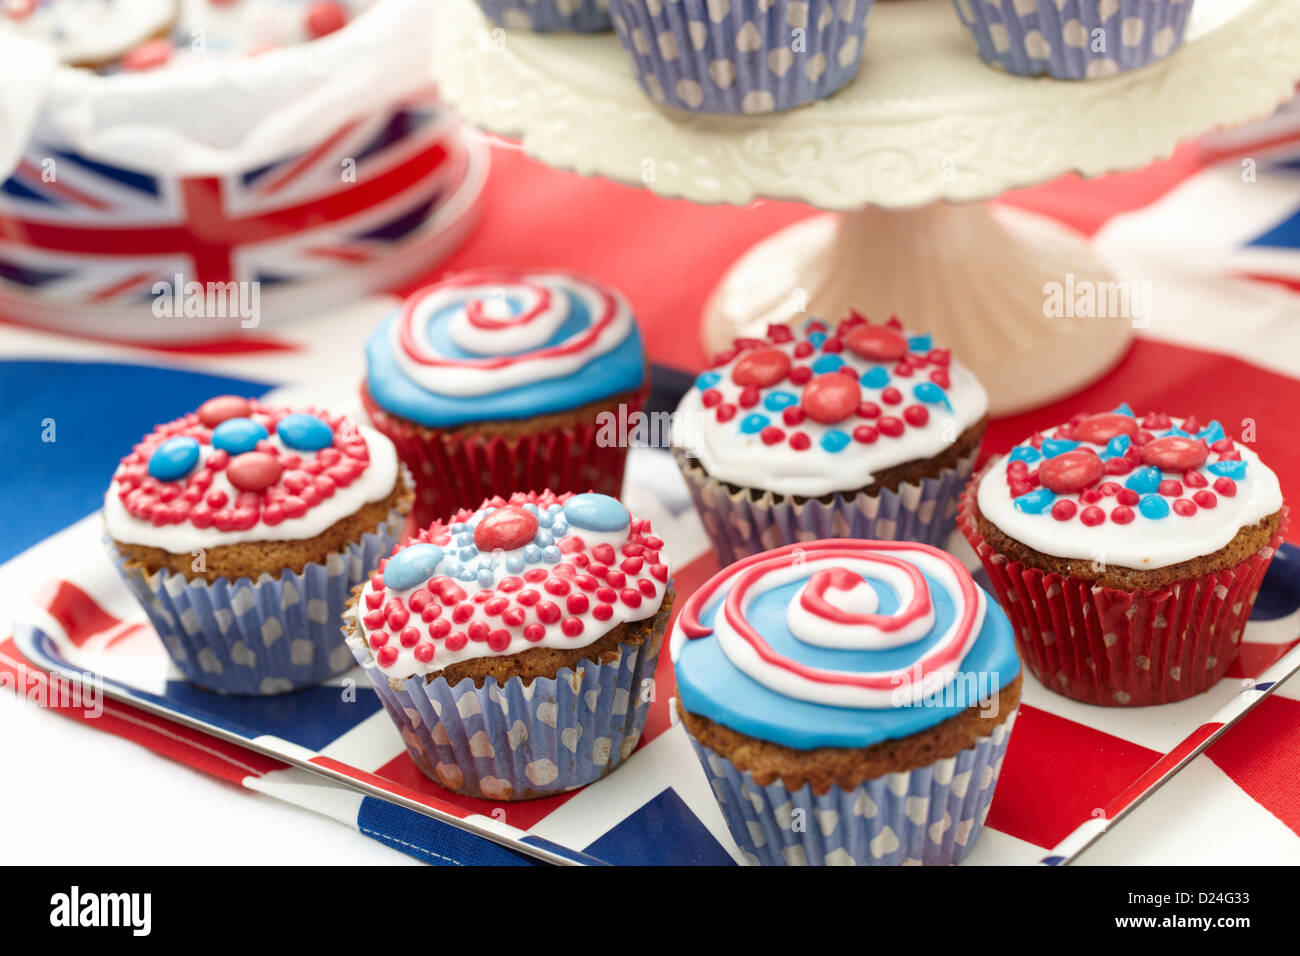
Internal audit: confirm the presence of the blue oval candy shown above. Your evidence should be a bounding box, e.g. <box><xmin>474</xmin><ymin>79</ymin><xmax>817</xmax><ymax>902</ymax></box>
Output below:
<box><xmin>212</xmin><ymin>417</ymin><xmax>268</xmax><ymax>455</ymax></box>
<box><xmin>564</xmin><ymin>493</ymin><xmax>630</xmax><ymax>533</ymax></box>
<box><xmin>1139</xmin><ymin>494</ymin><xmax>1169</xmax><ymax>520</ymax></box>
<box><xmin>821</xmin><ymin>429</ymin><xmax>850</xmax><ymax>453</ymax></box>
<box><xmin>740</xmin><ymin>414</ymin><xmax>769</xmax><ymax>434</ymax></box>
<box><xmin>860</xmin><ymin>366</ymin><xmax>890</xmax><ymax>389</ymax></box>
<box><xmin>277</xmin><ymin>413</ymin><xmax>333</xmax><ymax>451</ymax></box>
<box><xmin>148</xmin><ymin>436</ymin><xmax>200</xmax><ymax>481</ymax></box>
<box><xmin>384</xmin><ymin>543</ymin><xmax>445</xmax><ymax>591</ymax></box>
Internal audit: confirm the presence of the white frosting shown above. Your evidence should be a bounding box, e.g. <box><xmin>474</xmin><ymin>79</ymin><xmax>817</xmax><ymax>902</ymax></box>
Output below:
<box><xmin>390</xmin><ymin>272</ymin><xmax>636</xmax><ymax>398</ymax></box>
<box><xmin>672</xmin><ymin>323</ymin><xmax>988</xmax><ymax>498</ymax></box>
<box><xmin>104</xmin><ymin>425</ymin><xmax>399</xmax><ymax>551</ymax></box>
<box><xmin>786</xmin><ymin>562</ymin><xmax>934</xmax><ymax>649</ymax></box>
<box><xmin>976</xmin><ymin>418</ymin><xmax>1283</xmax><ymax>570</ymax></box>
<box><xmin>1</xmin><ymin>0</ymin><xmax>175</xmax><ymax>65</ymax></box>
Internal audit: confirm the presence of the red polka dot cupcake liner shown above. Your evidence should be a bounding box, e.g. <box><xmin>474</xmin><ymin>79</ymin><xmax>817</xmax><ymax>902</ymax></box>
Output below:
<box><xmin>362</xmin><ymin>384</ymin><xmax>647</xmax><ymax>528</ymax></box>
<box><xmin>958</xmin><ymin>480</ymin><xmax>1288</xmax><ymax>706</ymax></box>
<box><xmin>674</xmin><ymin>448</ymin><xmax>977</xmax><ymax>566</ymax></box>
<box><xmin>345</xmin><ymin>617</ymin><xmax>665</xmax><ymax>801</ymax></box>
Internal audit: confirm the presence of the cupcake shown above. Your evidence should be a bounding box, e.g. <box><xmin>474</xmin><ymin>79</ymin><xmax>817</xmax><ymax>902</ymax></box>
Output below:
<box><xmin>672</xmin><ymin>314</ymin><xmax>988</xmax><ymax>565</ymax></box>
<box><xmin>361</xmin><ymin>268</ymin><xmax>649</xmax><ymax>527</ymax></box>
<box><xmin>672</xmin><ymin>538</ymin><xmax>1021</xmax><ymax>865</ymax></box>
<box><xmin>344</xmin><ymin>490</ymin><xmax>673</xmax><ymax>800</ymax></box>
<box><xmin>105</xmin><ymin>395</ymin><xmax>411</xmax><ymax>695</ymax></box>
<box><xmin>952</xmin><ymin>0</ymin><xmax>1193</xmax><ymax>80</ymax></box>
<box><xmin>474</xmin><ymin>0</ymin><xmax>612</xmax><ymax>32</ymax></box>
<box><xmin>959</xmin><ymin>404</ymin><xmax>1286</xmax><ymax>706</ymax></box>
<box><xmin>608</xmin><ymin>0</ymin><xmax>874</xmax><ymax>114</ymax></box>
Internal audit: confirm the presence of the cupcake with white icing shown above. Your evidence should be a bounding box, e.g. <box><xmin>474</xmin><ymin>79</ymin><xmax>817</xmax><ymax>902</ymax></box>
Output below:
<box><xmin>673</xmin><ymin>538</ymin><xmax>1020</xmax><ymax>865</ymax></box>
<box><xmin>361</xmin><ymin>268</ymin><xmax>649</xmax><ymax>527</ymax></box>
<box><xmin>959</xmin><ymin>403</ymin><xmax>1286</xmax><ymax>705</ymax></box>
<box><xmin>344</xmin><ymin>490</ymin><xmax>672</xmax><ymax>800</ymax></box>
<box><xmin>672</xmin><ymin>314</ymin><xmax>988</xmax><ymax>565</ymax></box>
<box><xmin>105</xmin><ymin>395</ymin><xmax>411</xmax><ymax>695</ymax></box>
<box><xmin>474</xmin><ymin>0</ymin><xmax>612</xmax><ymax>33</ymax></box>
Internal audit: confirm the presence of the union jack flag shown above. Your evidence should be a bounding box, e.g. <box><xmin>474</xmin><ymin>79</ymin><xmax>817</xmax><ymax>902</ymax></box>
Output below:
<box><xmin>0</xmin><ymin>90</ymin><xmax>468</xmax><ymax>305</ymax></box>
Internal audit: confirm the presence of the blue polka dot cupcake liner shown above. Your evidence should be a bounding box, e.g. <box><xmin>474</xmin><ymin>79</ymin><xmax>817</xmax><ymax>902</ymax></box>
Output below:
<box><xmin>951</xmin><ymin>0</ymin><xmax>1193</xmax><ymax>79</ymax></box>
<box><xmin>475</xmin><ymin>0</ymin><xmax>613</xmax><ymax>32</ymax></box>
<box><xmin>107</xmin><ymin>508</ymin><xmax>407</xmax><ymax>696</ymax></box>
<box><xmin>609</xmin><ymin>0</ymin><xmax>874</xmax><ymax>114</ymax></box>
<box><xmin>674</xmin><ymin>448</ymin><xmax>977</xmax><ymax>566</ymax></box>
<box><xmin>689</xmin><ymin>709</ymin><xmax>1017</xmax><ymax>865</ymax></box>
<box><xmin>346</xmin><ymin>617</ymin><xmax>666</xmax><ymax>801</ymax></box>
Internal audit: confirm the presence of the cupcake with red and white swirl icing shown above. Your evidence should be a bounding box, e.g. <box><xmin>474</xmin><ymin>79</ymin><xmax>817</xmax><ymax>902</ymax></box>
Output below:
<box><xmin>106</xmin><ymin>394</ymin><xmax>411</xmax><ymax>695</ymax></box>
<box><xmin>960</xmin><ymin>404</ymin><xmax>1287</xmax><ymax>706</ymax></box>
<box><xmin>673</xmin><ymin>539</ymin><xmax>1020</xmax><ymax>866</ymax></box>
<box><xmin>362</xmin><ymin>268</ymin><xmax>648</xmax><ymax>526</ymax></box>
<box><xmin>672</xmin><ymin>314</ymin><xmax>988</xmax><ymax>564</ymax></box>
<box><xmin>344</xmin><ymin>490</ymin><xmax>672</xmax><ymax>800</ymax></box>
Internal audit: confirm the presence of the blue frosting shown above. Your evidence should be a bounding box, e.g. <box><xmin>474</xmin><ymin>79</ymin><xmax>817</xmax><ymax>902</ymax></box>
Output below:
<box><xmin>364</xmin><ymin>287</ymin><xmax>647</xmax><ymax>427</ymax></box>
<box><xmin>675</xmin><ymin>571</ymin><xmax>1020</xmax><ymax>749</ymax></box>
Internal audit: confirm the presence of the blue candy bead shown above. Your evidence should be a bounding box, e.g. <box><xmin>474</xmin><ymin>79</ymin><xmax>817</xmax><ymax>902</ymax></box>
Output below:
<box><xmin>148</xmin><ymin>436</ymin><xmax>201</xmax><ymax>481</ymax></box>
<box><xmin>1207</xmin><ymin>460</ymin><xmax>1248</xmax><ymax>479</ymax></box>
<box><xmin>1040</xmin><ymin>438</ymin><xmax>1079</xmax><ymax>458</ymax></box>
<box><xmin>1125</xmin><ymin>466</ymin><xmax>1162</xmax><ymax>494</ymax></box>
<box><xmin>740</xmin><ymin>414</ymin><xmax>770</xmax><ymax>434</ymax></box>
<box><xmin>908</xmin><ymin>334</ymin><xmax>932</xmax><ymax>352</ymax></box>
<box><xmin>1112</xmin><ymin>402</ymin><xmax>1135</xmax><ymax>416</ymax></box>
<box><xmin>808</xmin><ymin>332</ymin><xmax>826</xmax><ymax>349</ymax></box>
<box><xmin>1139</xmin><ymin>495</ymin><xmax>1170</xmax><ymax>520</ymax></box>
<box><xmin>563</xmin><ymin>493</ymin><xmax>630</xmax><ymax>533</ymax></box>
<box><xmin>212</xmin><ymin>417</ymin><xmax>268</xmax><ymax>455</ymax></box>
<box><xmin>458</xmin><ymin>568</ymin><xmax>477</xmax><ymax>582</ymax></box>
<box><xmin>1197</xmin><ymin>421</ymin><xmax>1226</xmax><ymax>445</ymax></box>
<box><xmin>551</xmin><ymin>519</ymin><xmax>568</xmax><ymax>538</ymax></box>
<box><xmin>1162</xmin><ymin>427</ymin><xmax>1191</xmax><ymax>438</ymax></box>
<box><xmin>542</xmin><ymin>546</ymin><xmax>562</xmax><ymax>563</ymax></box>
<box><xmin>695</xmin><ymin>372</ymin><xmax>721</xmax><ymax>391</ymax></box>
<box><xmin>861</xmin><ymin>367</ymin><xmax>890</xmax><ymax>389</ymax></box>
<box><xmin>457</xmin><ymin>532</ymin><xmax>474</xmax><ymax>547</ymax></box>
<box><xmin>821</xmin><ymin>430</ymin><xmax>850</xmax><ymax>453</ymax></box>
<box><xmin>383</xmin><ymin>544</ymin><xmax>445</xmax><ymax>591</ymax></box>
<box><xmin>1013</xmin><ymin>488</ymin><xmax>1056</xmax><ymax>514</ymax></box>
<box><xmin>506</xmin><ymin>556</ymin><xmax>525</xmax><ymax>574</ymax></box>
<box><xmin>476</xmin><ymin>569</ymin><xmax>495</xmax><ymax>587</ymax></box>
<box><xmin>913</xmin><ymin>382</ymin><xmax>945</xmax><ymax>404</ymax></box>
<box><xmin>276</xmin><ymin>413</ymin><xmax>333</xmax><ymax>451</ymax></box>
<box><xmin>534</xmin><ymin>530</ymin><xmax>554</xmax><ymax>548</ymax></box>
<box><xmin>1101</xmin><ymin>434</ymin><xmax>1131</xmax><ymax>460</ymax></box>
<box><xmin>764</xmin><ymin>391</ymin><xmax>799</xmax><ymax>412</ymax></box>
<box><xmin>1009</xmin><ymin>446</ymin><xmax>1041</xmax><ymax>464</ymax></box>
<box><xmin>458</xmin><ymin>546</ymin><xmax>476</xmax><ymax>561</ymax></box>
<box><xmin>811</xmin><ymin>354</ymin><xmax>844</xmax><ymax>374</ymax></box>
<box><xmin>523</xmin><ymin>544</ymin><xmax>541</xmax><ymax>562</ymax></box>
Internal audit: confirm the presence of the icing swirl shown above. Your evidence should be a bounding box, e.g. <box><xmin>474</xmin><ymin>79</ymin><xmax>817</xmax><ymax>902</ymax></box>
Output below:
<box><xmin>365</xmin><ymin>268</ymin><xmax>647</xmax><ymax>427</ymax></box>
<box><xmin>976</xmin><ymin>405</ymin><xmax>1284</xmax><ymax>570</ymax></box>
<box><xmin>671</xmin><ymin>540</ymin><xmax>1019</xmax><ymax>749</ymax></box>
<box><xmin>671</xmin><ymin>315</ymin><xmax>988</xmax><ymax>498</ymax></box>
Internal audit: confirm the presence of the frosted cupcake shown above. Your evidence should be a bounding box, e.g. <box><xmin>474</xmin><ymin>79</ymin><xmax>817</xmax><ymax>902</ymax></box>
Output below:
<box><xmin>106</xmin><ymin>395</ymin><xmax>410</xmax><ymax>695</ymax></box>
<box><xmin>345</xmin><ymin>490</ymin><xmax>672</xmax><ymax>800</ymax></box>
<box><xmin>672</xmin><ymin>315</ymin><xmax>988</xmax><ymax>565</ymax></box>
<box><xmin>361</xmin><ymin>268</ymin><xmax>649</xmax><ymax>527</ymax></box>
<box><xmin>960</xmin><ymin>404</ymin><xmax>1286</xmax><ymax>705</ymax></box>
<box><xmin>474</xmin><ymin>0</ymin><xmax>612</xmax><ymax>32</ymax></box>
<box><xmin>952</xmin><ymin>0</ymin><xmax>1194</xmax><ymax>79</ymax></box>
<box><xmin>673</xmin><ymin>538</ymin><xmax>1021</xmax><ymax>865</ymax></box>
<box><xmin>608</xmin><ymin>0</ymin><xmax>874</xmax><ymax>114</ymax></box>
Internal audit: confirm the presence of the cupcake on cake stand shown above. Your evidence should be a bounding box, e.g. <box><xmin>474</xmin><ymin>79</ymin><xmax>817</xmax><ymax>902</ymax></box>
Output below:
<box><xmin>431</xmin><ymin>0</ymin><xmax>1300</xmax><ymax>413</ymax></box>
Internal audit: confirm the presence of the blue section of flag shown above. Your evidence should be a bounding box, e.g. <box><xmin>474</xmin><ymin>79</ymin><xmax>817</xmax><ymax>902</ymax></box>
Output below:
<box><xmin>583</xmin><ymin>788</ymin><xmax>736</xmax><ymax>865</ymax></box>
<box><xmin>355</xmin><ymin>797</ymin><xmax>541</xmax><ymax>866</ymax></box>
<box><xmin>53</xmin><ymin>147</ymin><xmax>160</xmax><ymax>197</ymax></box>
<box><xmin>1246</xmin><ymin>207</ymin><xmax>1300</xmax><ymax>250</ymax></box>
<box><xmin>162</xmin><ymin>681</ymin><xmax>384</xmax><ymax>751</ymax></box>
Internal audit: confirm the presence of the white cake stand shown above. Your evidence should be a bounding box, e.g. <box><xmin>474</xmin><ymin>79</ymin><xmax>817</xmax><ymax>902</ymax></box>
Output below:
<box><xmin>432</xmin><ymin>0</ymin><xmax>1300</xmax><ymax>413</ymax></box>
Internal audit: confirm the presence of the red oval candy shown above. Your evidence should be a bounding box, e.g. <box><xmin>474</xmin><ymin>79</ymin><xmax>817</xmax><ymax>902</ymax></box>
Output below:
<box><xmin>801</xmin><ymin>373</ymin><xmax>860</xmax><ymax>425</ymax></box>
<box><xmin>1070</xmin><ymin>413</ymin><xmax>1138</xmax><ymax>445</ymax></box>
<box><xmin>1037</xmin><ymin>449</ymin><xmax>1105</xmax><ymax>494</ymax></box>
<box><xmin>1142</xmin><ymin>435</ymin><xmax>1208</xmax><ymax>472</ymax></box>
<box><xmin>198</xmin><ymin>395</ymin><xmax>253</xmax><ymax>428</ymax></box>
<box><xmin>731</xmin><ymin>347</ymin><xmax>792</xmax><ymax>388</ymax></box>
<box><xmin>227</xmin><ymin>452</ymin><xmax>283</xmax><ymax>492</ymax></box>
<box><xmin>474</xmin><ymin>505</ymin><xmax>539</xmax><ymax>552</ymax></box>
<box><xmin>845</xmin><ymin>325</ymin><xmax>908</xmax><ymax>362</ymax></box>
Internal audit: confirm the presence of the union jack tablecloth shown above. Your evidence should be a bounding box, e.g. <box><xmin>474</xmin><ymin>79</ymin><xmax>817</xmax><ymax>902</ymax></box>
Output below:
<box><xmin>3</xmin><ymin>110</ymin><xmax>1300</xmax><ymax>864</ymax></box>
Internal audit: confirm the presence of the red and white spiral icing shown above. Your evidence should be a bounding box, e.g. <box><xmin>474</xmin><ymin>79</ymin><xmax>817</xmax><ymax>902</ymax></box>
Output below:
<box><xmin>675</xmin><ymin>540</ymin><xmax>986</xmax><ymax>709</ymax></box>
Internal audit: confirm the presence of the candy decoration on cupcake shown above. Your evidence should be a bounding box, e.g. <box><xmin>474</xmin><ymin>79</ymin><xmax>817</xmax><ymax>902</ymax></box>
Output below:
<box><xmin>358</xmin><ymin>491</ymin><xmax>669</xmax><ymax>678</ymax></box>
<box><xmin>107</xmin><ymin>396</ymin><xmax>391</xmax><ymax>537</ymax></box>
<box><xmin>678</xmin><ymin>539</ymin><xmax>985</xmax><ymax>709</ymax></box>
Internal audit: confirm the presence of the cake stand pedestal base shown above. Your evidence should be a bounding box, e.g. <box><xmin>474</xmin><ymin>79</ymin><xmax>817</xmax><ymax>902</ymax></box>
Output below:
<box><xmin>701</xmin><ymin>202</ymin><xmax>1135</xmax><ymax>416</ymax></box>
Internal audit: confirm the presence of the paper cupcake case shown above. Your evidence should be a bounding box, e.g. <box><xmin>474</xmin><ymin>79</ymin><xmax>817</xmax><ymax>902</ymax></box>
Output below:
<box><xmin>348</xmin><ymin>628</ymin><xmax>664</xmax><ymax>801</ymax></box>
<box><xmin>608</xmin><ymin>0</ymin><xmax>874</xmax><ymax>114</ymax></box>
<box><xmin>476</xmin><ymin>0</ymin><xmax>613</xmax><ymax>31</ymax></box>
<box><xmin>362</xmin><ymin>385</ymin><xmax>647</xmax><ymax>527</ymax></box>
<box><xmin>690</xmin><ymin>710</ymin><xmax>1016</xmax><ymax>865</ymax></box>
<box><xmin>958</xmin><ymin>484</ymin><xmax>1288</xmax><ymax>706</ymax></box>
<box><xmin>108</xmin><ymin>510</ymin><xmax>406</xmax><ymax>696</ymax></box>
<box><xmin>674</xmin><ymin>449</ymin><xmax>976</xmax><ymax>566</ymax></box>
<box><xmin>952</xmin><ymin>0</ymin><xmax>1193</xmax><ymax>79</ymax></box>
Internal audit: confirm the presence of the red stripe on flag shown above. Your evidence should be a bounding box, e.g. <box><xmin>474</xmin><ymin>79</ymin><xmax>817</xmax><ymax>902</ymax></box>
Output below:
<box><xmin>1208</xmin><ymin>694</ymin><xmax>1300</xmax><ymax>836</ymax></box>
<box><xmin>1103</xmin><ymin>721</ymin><xmax>1224</xmax><ymax>819</ymax></box>
<box><xmin>41</xmin><ymin>580</ymin><xmax>120</xmax><ymax>648</ymax></box>
<box><xmin>253</xmin><ymin>120</ymin><xmax>361</xmax><ymax>197</ymax></box>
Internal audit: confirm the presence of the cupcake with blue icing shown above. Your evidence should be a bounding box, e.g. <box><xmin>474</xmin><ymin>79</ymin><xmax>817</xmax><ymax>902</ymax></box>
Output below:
<box><xmin>952</xmin><ymin>0</ymin><xmax>1194</xmax><ymax>80</ymax></box>
<box><xmin>474</xmin><ymin>0</ymin><xmax>612</xmax><ymax>32</ymax></box>
<box><xmin>673</xmin><ymin>538</ymin><xmax>1020</xmax><ymax>865</ymax></box>
<box><xmin>609</xmin><ymin>0</ymin><xmax>874</xmax><ymax>114</ymax></box>
<box><xmin>672</xmin><ymin>314</ymin><xmax>988</xmax><ymax>565</ymax></box>
<box><xmin>344</xmin><ymin>489</ymin><xmax>672</xmax><ymax>800</ymax></box>
<box><xmin>960</xmin><ymin>404</ymin><xmax>1286</xmax><ymax>705</ymax></box>
<box><xmin>361</xmin><ymin>268</ymin><xmax>649</xmax><ymax>527</ymax></box>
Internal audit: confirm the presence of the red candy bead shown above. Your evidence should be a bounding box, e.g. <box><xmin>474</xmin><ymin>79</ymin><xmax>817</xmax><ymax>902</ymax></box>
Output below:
<box><xmin>376</xmin><ymin>646</ymin><xmax>399</xmax><ymax>668</ymax></box>
<box><xmin>197</xmin><ymin>395</ymin><xmax>252</xmax><ymax>428</ymax></box>
<box><xmin>845</xmin><ymin>324</ymin><xmax>908</xmax><ymax>362</ymax></box>
<box><xmin>305</xmin><ymin>1</ymin><xmax>349</xmax><ymax>38</ymax></box>
<box><xmin>1079</xmin><ymin>506</ymin><xmax>1106</xmax><ymax>527</ymax></box>
<box><xmin>561</xmin><ymin>617</ymin><xmax>584</xmax><ymax>637</ymax></box>
<box><xmin>903</xmin><ymin>405</ymin><xmax>929</xmax><ymax>427</ymax></box>
<box><xmin>1182</xmin><ymin>470</ymin><xmax>1208</xmax><ymax>489</ymax></box>
<box><xmin>853</xmin><ymin>425</ymin><xmax>878</xmax><ymax>444</ymax></box>
<box><xmin>1116</xmin><ymin>488</ymin><xmax>1140</xmax><ymax>506</ymax></box>
<box><xmin>857</xmin><ymin>402</ymin><xmax>881</xmax><ymax>419</ymax></box>
<box><xmin>414</xmin><ymin>644</ymin><xmax>435</xmax><ymax>664</ymax></box>
<box><xmin>732</xmin><ymin>347</ymin><xmax>792</xmax><ymax>388</ymax></box>
<box><xmin>1173</xmin><ymin>498</ymin><xmax>1198</xmax><ymax>517</ymax></box>
<box><xmin>789</xmin><ymin>432</ymin><xmax>811</xmax><ymax>451</ymax></box>
<box><xmin>1214</xmin><ymin>477</ymin><xmax>1237</xmax><ymax>497</ymax></box>
<box><xmin>880</xmin><ymin>387</ymin><xmax>903</xmax><ymax>406</ymax></box>
<box><xmin>1070</xmin><ymin>413</ymin><xmax>1138</xmax><ymax>444</ymax></box>
<box><xmin>523</xmin><ymin>624</ymin><xmax>546</xmax><ymax>642</ymax></box>
<box><xmin>1142</xmin><ymin>435</ymin><xmax>1209</xmax><ymax>472</ymax></box>
<box><xmin>1193</xmin><ymin>490</ymin><xmax>1217</xmax><ymax>509</ymax></box>
<box><xmin>1110</xmin><ymin>506</ymin><xmax>1135</xmax><ymax>525</ymax></box>
<box><xmin>760</xmin><ymin>426</ymin><xmax>785</xmax><ymax>445</ymax></box>
<box><xmin>789</xmin><ymin>366</ymin><xmax>812</xmax><ymax>385</ymax></box>
<box><xmin>1051</xmin><ymin>500</ymin><xmax>1077</xmax><ymax>521</ymax></box>
<box><xmin>878</xmin><ymin>417</ymin><xmax>905</xmax><ymax>438</ymax></box>
<box><xmin>473</xmin><ymin>505</ymin><xmax>539</xmax><ymax>552</ymax></box>
<box><xmin>226</xmin><ymin>452</ymin><xmax>283</xmax><ymax>492</ymax></box>
<box><xmin>1037</xmin><ymin>450</ymin><xmax>1104</xmax><ymax>495</ymax></box>
<box><xmin>801</xmin><ymin>373</ymin><xmax>859</xmax><ymax>425</ymax></box>
<box><xmin>1157</xmin><ymin>479</ymin><xmax>1183</xmax><ymax>497</ymax></box>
